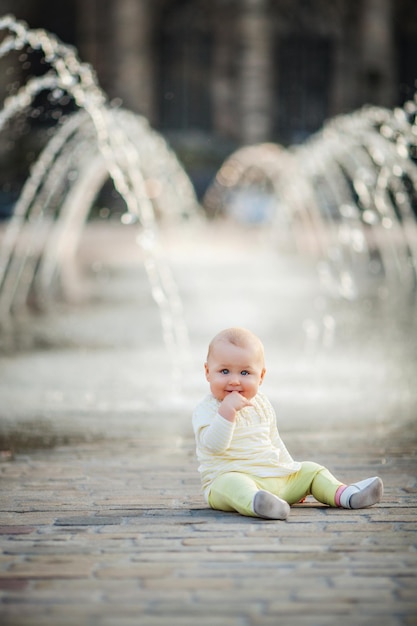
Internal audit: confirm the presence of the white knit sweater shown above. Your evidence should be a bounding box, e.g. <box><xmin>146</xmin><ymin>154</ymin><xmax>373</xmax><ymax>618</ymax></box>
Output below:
<box><xmin>192</xmin><ymin>391</ymin><xmax>301</xmax><ymax>501</ymax></box>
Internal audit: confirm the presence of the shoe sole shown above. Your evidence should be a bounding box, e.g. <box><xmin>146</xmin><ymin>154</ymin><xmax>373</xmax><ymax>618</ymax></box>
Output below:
<box><xmin>253</xmin><ymin>490</ymin><xmax>290</xmax><ymax>520</ymax></box>
<box><xmin>349</xmin><ymin>477</ymin><xmax>384</xmax><ymax>509</ymax></box>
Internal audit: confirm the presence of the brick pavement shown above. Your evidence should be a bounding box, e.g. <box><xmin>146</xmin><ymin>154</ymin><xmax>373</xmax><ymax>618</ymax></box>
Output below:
<box><xmin>1</xmin><ymin>222</ymin><xmax>416</xmax><ymax>625</ymax></box>
<box><xmin>0</xmin><ymin>427</ymin><xmax>416</xmax><ymax>626</ymax></box>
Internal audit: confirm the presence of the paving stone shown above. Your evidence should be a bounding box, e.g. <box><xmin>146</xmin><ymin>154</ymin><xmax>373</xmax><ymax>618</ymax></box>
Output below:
<box><xmin>55</xmin><ymin>516</ymin><xmax>124</xmax><ymax>526</ymax></box>
<box><xmin>0</xmin><ymin>554</ymin><xmax>95</xmax><ymax>578</ymax></box>
<box><xmin>95</xmin><ymin>562</ymin><xmax>174</xmax><ymax>579</ymax></box>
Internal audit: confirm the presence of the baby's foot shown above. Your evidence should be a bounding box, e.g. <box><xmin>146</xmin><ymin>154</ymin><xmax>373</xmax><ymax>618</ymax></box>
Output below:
<box><xmin>252</xmin><ymin>490</ymin><xmax>290</xmax><ymax>520</ymax></box>
<box><xmin>340</xmin><ymin>477</ymin><xmax>383</xmax><ymax>509</ymax></box>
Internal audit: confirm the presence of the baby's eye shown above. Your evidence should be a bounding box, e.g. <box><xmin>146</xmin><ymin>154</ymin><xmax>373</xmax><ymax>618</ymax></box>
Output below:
<box><xmin>241</xmin><ymin>370</ymin><xmax>250</xmax><ymax>376</ymax></box>
<box><xmin>220</xmin><ymin>369</ymin><xmax>229</xmax><ymax>375</ymax></box>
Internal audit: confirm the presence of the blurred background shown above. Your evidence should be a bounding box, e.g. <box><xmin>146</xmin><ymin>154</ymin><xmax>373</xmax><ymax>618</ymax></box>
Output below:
<box><xmin>0</xmin><ymin>1</ymin><xmax>416</xmax><ymax>448</ymax></box>
<box><xmin>1</xmin><ymin>0</ymin><xmax>416</xmax><ymax>206</ymax></box>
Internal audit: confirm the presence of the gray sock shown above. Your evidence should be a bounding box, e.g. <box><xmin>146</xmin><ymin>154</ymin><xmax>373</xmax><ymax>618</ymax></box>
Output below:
<box><xmin>252</xmin><ymin>490</ymin><xmax>290</xmax><ymax>520</ymax></box>
<box><xmin>339</xmin><ymin>477</ymin><xmax>383</xmax><ymax>509</ymax></box>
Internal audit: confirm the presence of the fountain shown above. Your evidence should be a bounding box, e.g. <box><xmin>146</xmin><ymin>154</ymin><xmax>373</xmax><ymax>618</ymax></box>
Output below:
<box><xmin>205</xmin><ymin>101</ymin><xmax>417</xmax><ymax>302</ymax></box>
<box><xmin>2</xmin><ymin>16</ymin><xmax>416</xmax><ymax>329</ymax></box>
<box><xmin>0</xmin><ymin>14</ymin><xmax>416</xmax><ymax>444</ymax></box>
<box><xmin>0</xmin><ymin>14</ymin><xmax>201</xmax><ymax>378</ymax></box>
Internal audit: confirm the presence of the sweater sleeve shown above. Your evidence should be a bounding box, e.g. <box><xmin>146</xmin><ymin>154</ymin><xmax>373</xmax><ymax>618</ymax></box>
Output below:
<box><xmin>192</xmin><ymin>397</ymin><xmax>235</xmax><ymax>453</ymax></box>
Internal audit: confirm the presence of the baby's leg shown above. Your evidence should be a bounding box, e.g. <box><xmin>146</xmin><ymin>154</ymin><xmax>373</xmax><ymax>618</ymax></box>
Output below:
<box><xmin>208</xmin><ymin>472</ymin><xmax>289</xmax><ymax>519</ymax></box>
<box><xmin>280</xmin><ymin>462</ymin><xmax>383</xmax><ymax>509</ymax></box>
<box><xmin>277</xmin><ymin>461</ymin><xmax>342</xmax><ymax>506</ymax></box>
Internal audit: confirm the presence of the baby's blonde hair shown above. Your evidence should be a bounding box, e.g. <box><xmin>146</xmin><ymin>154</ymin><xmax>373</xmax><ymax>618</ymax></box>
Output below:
<box><xmin>207</xmin><ymin>327</ymin><xmax>265</xmax><ymax>364</ymax></box>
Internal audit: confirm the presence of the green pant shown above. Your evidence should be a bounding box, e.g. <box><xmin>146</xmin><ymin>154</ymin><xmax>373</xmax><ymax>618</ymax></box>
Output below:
<box><xmin>208</xmin><ymin>461</ymin><xmax>343</xmax><ymax>517</ymax></box>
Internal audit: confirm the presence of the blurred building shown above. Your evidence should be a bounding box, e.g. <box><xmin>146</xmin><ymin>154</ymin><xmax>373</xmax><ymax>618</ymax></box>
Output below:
<box><xmin>2</xmin><ymin>0</ymin><xmax>417</xmax><ymax>195</ymax></box>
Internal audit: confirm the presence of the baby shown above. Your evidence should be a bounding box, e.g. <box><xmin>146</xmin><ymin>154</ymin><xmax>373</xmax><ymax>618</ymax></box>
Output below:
<box><xmin>192</xmin><ymin>327</ymin><xmax>383</xmax><ymax>519</ymax></box>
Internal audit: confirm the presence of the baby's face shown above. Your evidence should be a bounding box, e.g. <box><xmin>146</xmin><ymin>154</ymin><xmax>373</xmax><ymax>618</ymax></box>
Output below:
<box><xmin>205</xmin><ymin>340</ymin><xmax>266</xmax><ymax>402</ymax></box>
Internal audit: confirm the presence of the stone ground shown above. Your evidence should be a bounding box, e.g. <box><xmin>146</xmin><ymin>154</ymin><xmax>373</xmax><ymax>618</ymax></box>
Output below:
<box><xmin>0</xmin><ymin>221</ymin><xmax>416</xmax><ymax>626</ymax></box>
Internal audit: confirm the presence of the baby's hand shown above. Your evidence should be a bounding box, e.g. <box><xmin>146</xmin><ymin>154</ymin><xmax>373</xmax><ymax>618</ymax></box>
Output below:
<box><xmin>218</xmin><ymin>391</ymin><xmax>253</xmax><ymax>422</ymax></box>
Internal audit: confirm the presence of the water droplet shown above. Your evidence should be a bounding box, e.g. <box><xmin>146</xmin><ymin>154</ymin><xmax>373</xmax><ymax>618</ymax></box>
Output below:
<box><xmin>121</xmin><ymin>212</ymin><xmax>137</xmax><ymax>225</ymax></box>
<box><xmin>362</xmin><ymin>210</ymin><xmax>378</xmax><ymax>225</ymax></box>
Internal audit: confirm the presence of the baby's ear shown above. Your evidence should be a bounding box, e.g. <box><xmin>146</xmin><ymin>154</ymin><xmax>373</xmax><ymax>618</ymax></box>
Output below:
<box><xmin>259</xmin><ymin>368</ymin><xmax>266</xmax><ymax>384</ymax></box>
<box><xmin>204</xmin><ymin>362</ymin><xmax>210</xmax><ymax>380</ymax></box>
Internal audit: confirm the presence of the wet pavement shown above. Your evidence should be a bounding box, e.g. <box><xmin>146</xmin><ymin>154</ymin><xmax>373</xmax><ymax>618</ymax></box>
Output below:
<box><xmin>1</xmin><ymin>221</ymin><xmax>416</xmax><ymax>625</ymax></box>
